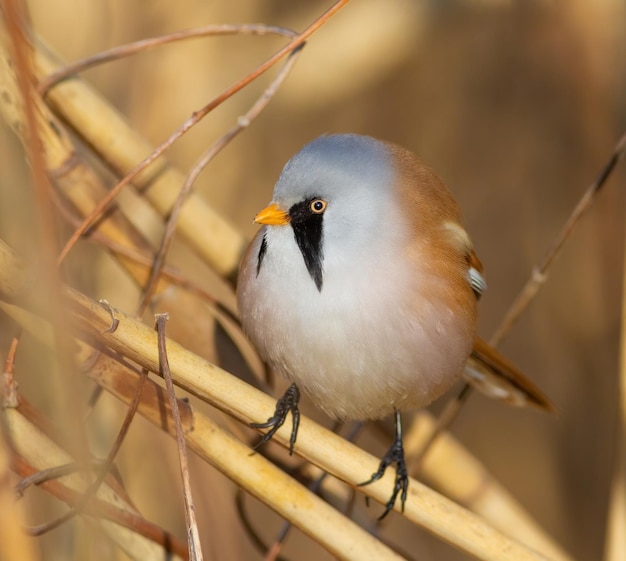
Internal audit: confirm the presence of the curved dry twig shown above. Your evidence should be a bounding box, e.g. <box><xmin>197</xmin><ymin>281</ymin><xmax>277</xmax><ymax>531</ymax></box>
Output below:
<box><xmin>55</xmin><ymin>0</ymin><xmax>351</xmax><ymax>266</ymax></box>
<box><xmin>26</xmin><ymin>370</ymin><xmax>147</xmax><ymax>536</ymax></box>
<box><xmin>155</xmin><ymin>314</ymin><xmax>202</xmax><ymax>561</ymax></box>
<box><xmin>410</xmin><ymin>129</ymin><xmax>626</xmax><ymax>556</ymax></box>
<box><xmin>37</xmin><ymin>24</ymin><xmax>298</xmax><ymax>96</ymax></box>
<box><xmin>136</xmin><ymin>43</ymin><xmax>304</xmax><ymax>315</ymax></box>
<box><xmin>491</xmin><ymin>130</ymin><xmax>626</xmax><ymax>346</ymax></box>
<box><xmin>235</xmin><ymin>491</ymin><xmax>289</xmax><ymax>561</ymax></box>
<box><xmin>11</xmin><ymin>423</ymin><xmax>188</xmax><ymax>559</ymax></box>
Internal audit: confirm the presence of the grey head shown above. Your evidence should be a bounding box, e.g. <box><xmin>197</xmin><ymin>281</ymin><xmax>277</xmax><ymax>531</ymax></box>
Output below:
<box><xmin>258</xmin><ymin>134</ymin><xmax>399</xmax><ymax>291</ymax></box>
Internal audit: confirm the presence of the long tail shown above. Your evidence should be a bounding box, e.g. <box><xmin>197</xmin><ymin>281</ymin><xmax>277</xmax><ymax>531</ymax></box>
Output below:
<box><xmin>465</xmin><ymin>337</ymin><xmax>557</xmax><ymax>413</ymax></box>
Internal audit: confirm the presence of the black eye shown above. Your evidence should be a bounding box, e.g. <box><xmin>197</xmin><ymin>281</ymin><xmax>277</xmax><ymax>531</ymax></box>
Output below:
<box><xmin>310</xmin><ymin>199</ymin><xmax>327</xmax><ymax>214</ymax></box>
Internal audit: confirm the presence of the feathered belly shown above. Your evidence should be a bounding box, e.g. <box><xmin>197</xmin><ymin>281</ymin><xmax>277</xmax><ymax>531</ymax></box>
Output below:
<box><xmin>239</xmin><ymin>236</ymin><xmax>473</xmax><ymax>420</ymax></box>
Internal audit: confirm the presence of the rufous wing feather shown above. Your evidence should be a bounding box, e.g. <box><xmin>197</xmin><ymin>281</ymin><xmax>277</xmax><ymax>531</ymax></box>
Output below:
<box><xmin>465</xmin><ymin>337</ymin><xmax>557</xmax><ymax>413</ymax></box>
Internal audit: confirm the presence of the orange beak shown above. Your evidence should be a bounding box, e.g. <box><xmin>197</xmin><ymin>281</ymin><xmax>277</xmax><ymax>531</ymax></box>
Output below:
<box><xmin>254</xmin><ymin>203</ymin><xmax>290</xmax><ymax>226</ymax></box>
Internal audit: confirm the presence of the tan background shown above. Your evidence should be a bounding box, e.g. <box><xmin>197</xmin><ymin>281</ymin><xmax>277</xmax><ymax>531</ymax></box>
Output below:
<box><xmin>1</xmin><ymin>1</ymin><xmax>625</xmax><ymax>559</ymax></box>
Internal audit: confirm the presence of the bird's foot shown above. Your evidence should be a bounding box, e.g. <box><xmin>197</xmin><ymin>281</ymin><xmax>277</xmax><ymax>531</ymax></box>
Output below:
<box><xmin>358</xmin><ymin>412</ymin><xmax>408</xmax><ymax>519</ymax></box>
<box><xmin>250</xmin><ymin>383</ymin><xmax>301</xmax><ymax>455</ymax></box>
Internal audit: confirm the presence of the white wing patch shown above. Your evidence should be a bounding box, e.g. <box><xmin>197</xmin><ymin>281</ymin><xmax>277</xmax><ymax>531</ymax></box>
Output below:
<box><xmin>442</xmin><ymin>221</ymin><xmax>487</xmax><ymax>299</ymax></box>
<box><xmin>468</xmin><ymin>266</ymin><xmax>487</xmax><ymax>298</ymax></box>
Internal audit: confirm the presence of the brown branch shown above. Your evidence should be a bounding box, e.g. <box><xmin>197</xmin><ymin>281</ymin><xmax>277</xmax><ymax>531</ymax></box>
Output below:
<box><xmin>38</xmin><ymin>24</ymin><xmax>298</xmax><ymax>96</ymax></box>
<box><xmin>136</xmin><ymin>43</ymin><xmax>304</xmax><ymax>315</ymax></box>
<box><xmin>0</xmin><ymin>274</ymin><xmax>546</xmax><ymax>560</ymax></box>
<box><xmin>490</xmin><ymin>130</ymin><xmax>626</xmax><ymax>346</ymax></box>
<box><xmin>16</xmin><ymin>459</ymin><xmax>105</xmax><ymax>497</ymax></box>
<box><xmin>13</xmin><ymin>454</ymin><xmax>188</xmax><ymax>559</ymax></box>
<box><xmin>24</xmin><ymin>369</ymin><xmax>147</xmax><ymax>536</ymax></box>
<box><xmin>55</xmin><ymin>0</ymin><xmax>352</xmax><ymax>266</ymax></box>
<box><xmin>1</xmin><ymin>331</ymin><xmax>21</xmax><ymax>410</ymax></box>
<box><xmin>155</xmin><ymin>314</ymin><xmax>203</xmax><ymax>561</ymax></box>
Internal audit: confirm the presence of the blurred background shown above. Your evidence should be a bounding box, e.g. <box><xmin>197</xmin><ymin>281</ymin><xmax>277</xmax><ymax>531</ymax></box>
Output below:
<box><xmin>1</xmin><ymin>0</ymin><xmax>625</xmax><ymax>559</ymax></box>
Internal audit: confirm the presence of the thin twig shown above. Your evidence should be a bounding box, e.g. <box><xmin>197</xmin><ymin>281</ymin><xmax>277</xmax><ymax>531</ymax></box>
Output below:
<box><xmin>12</xmin><ymin>453</ymin><xmax>188</xmax><ymax>559</ymax></box>
<box><xmin>408</xmin><ymin>384</ymin><xmax>473</xmax><ymax>472</ymax></box>
<box><xmin>1</xmin><ymin>330</ymin><xmax>21</xmax><ymax>409</ymax></box>
<box><xmin>16</xmin><ymin>460</ymin><xmax>104</xmax><ymax>497</ymax></box>
<box><xmin>259</xmin><ymin>421</ymin><xmax>356</xmax><ymax>561</ymax></box>
<box><xmin>38</xmin><ymin>24</ymin><xmax>298</xmax><ymax>96</ymax></box>
<box><xmin>136</xmin><ymin>43</ymin><xmax>304</xmax><ymax>316</ymax></box>
<box><xmin>155</xmin><ymin>313</ymin><xmax>203</xmax><ymax>561</ymax></box>
<box><xmin>491</xmin><ymin>130</ymin><xmax>626</xmax><ymax>347</ymax></box>
<box><xmin>413</xmin><ymin>130</ymin><xmax>626</xmax><ymax>471</ymax></box>
<box><xmin>3</xmin><ymin>280</ymin><xmax>546</xmax><ymax>560</ymax></box>
<box><xmin>46</xmin><ymin>193</ymin><xmax>237</xmax><ymax>316</ymax></box>
<box><xmin>25</xmin><ymin>369</ymin><xmax>148</xmax><ymax>535</ymax></box>
<box><xmin>55</xmin><ymin>0</ymin><xmax>351</xmax><ymax>266</ymax></box>
<box><xmin>235</xmin><ymin>491</ymin><xmax>289</xmax><ymax>561</ymax></box>
<box><xmin>0</xmin><ymin>330</ymin><xmax>22</xmax><ymax>465</ymax></box>
<box><xmin>2</xmin><ymin>0</ymin><xmax>90</xmax><ymax>472</ymax></box>
<box><xmin>604</xmin><ymin>146</ymin><xmax>626</xmax><ymax>561</ymax></box>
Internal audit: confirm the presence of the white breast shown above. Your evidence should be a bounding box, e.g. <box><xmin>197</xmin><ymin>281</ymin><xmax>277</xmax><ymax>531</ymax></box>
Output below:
<box><xmin>237</xmin><ymin>221</ymin><xmax>470</xmax><ymax>421</ymax></box>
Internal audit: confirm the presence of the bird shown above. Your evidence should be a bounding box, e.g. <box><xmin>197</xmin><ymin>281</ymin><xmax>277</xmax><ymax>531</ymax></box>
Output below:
<box><xmin>237</xmin><ymin>133</ymin><xmax>553</xmax><ymax>518</ymax></box>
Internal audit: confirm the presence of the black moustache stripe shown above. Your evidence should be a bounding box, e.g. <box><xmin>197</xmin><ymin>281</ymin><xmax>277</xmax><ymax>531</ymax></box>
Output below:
<box><xmin>290</xmin><ymin>199</ymin><xmax>324</xmax><ymax>291</ymax></box>
<box><xmin>256</xmin><ymin>232</ymin><xmax>268</xmax><ymax>276</ymax></box>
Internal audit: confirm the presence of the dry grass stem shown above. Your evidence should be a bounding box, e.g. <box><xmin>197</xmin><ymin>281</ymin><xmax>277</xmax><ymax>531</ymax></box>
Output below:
<box><xmin>418</xmin><ymin>129</ymin><xmax>626</xmax><ymax>549</ymax></box>
<box><xmin>0</xmin><ymin>36</ymin><xmax>264</xmax><ymax>381</ymax></box>
<box><xmin>2</xmin><ymin>0</ymin><xmax>95</xmax><ymax>487</ymax></box>
<box><xmin>0</xmin><ymin>32</ymin><xmax>166</xmax><ymax>291</ymax></box>
<box><xmin>137</xmin><ymin>45</ymin><xmax>303</xmax><ymax>316</ymax></box>
<box><xmin>491</xmin><ymin>131</ymin><xmax>626</xmax><ymax>347</ymax></box>
<box><xmin>37</xmin><ymin>24</ymin><xmax>298</xmax><ymax>96</ymax></box>
<box><xmin>0</xmin><ymin>417</ymin><xmax>40</xmax><ymax>561</ymax></box>
<box><xmin>0</xmin><ymin>267</ymin><xmax>550</xmax><ymax>560</ymax></box>
<box><xmin>5</xmin><ymin>405</ymin><xmax>186</xmax><ymax>561</ymax></box>
<box><xmin>38</xmin><ymin>0</ymin><xmax>351</xmax><ymax>274</ymax></box>
<box><xmin>22</xmin><ymin>360</ymin><xmax>147</xmax><ymax>537</ymax></box>
<box><xmin>405</xmin><ymin>411</ymin><xmax>573</xmax><ymax>561</ymax></box>
<box><xmin>604</xmin><ymin>206</ymin><xmax>626</xmax><ymax>561</ymax></box>
<box><xmin>155</xmin><ymin>314</ymin><xmax>204</xmax><ymax>561</ymax></box>
<box><xmin>0</xmin><ymin>304</ymin><xmax>404</xmax><ymax>561</ymax></box>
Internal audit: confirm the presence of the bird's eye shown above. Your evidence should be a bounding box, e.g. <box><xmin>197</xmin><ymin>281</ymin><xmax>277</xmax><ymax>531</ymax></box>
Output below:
<box><xmin>310</xmin><ymin>199</ymin><xmax>327</xmax><ymax>214</ymax></box>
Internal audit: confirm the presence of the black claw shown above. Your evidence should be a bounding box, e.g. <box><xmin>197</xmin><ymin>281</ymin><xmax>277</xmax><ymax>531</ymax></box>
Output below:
<box><xmin>250</xmin><ymin>383</ymin><xmax>301</xmax><ymax>455</ymax></box>
<box><xmin>358</xmin><ymin>411</ymin><xmax>408</xmax><ymax>519</ymax></box>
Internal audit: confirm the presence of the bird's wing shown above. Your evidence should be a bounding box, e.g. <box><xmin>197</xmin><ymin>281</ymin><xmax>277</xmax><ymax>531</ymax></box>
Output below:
<box><xmin>466</xmin><ymin>337</ymin><xmax>557</xmax><ymax>413</ymax></box>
